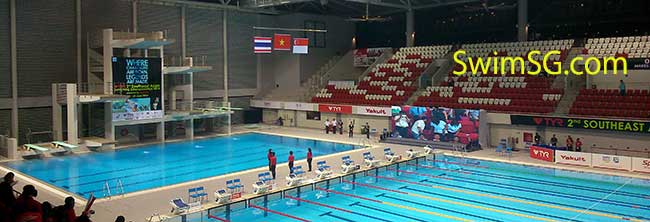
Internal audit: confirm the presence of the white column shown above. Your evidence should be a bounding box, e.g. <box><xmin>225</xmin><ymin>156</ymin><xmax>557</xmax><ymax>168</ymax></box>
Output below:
<box><xmin>223</xmin><ymin>10</ymin><xmax>231</xmax><ymax>135</ymax></box>
<box><xmin>132</xmin><ymin>0</ymin><xmax>138</xmax><ymax>33</ymax></box>
<box><xmin>10</xmin><ymin>0</ymin><xmax>18</xmax><ymax>139</ymax></box>
<box><xmin>517</xmin><ymin>0</ymin><xmax>528</xmax><ymax>42</ymax></box>
<box><xmin>52</xmin><ymin>85</ymin><xmax>63</xmax><ymax>141</ymax></box>
<box><xmin>186</xmin><ymin>119</ymin><xmax>194</xmax><ymax>139</ymax></box>
<box><xmin>405</xmin><ymin>9</ymin><xmax>415</xmax><ymax>47</ymax></box>
<box><xmin>158</xmin><ymin>46</ymin><xmax>165</xmax><ymax>142</ymax></box>
<box><xmin>66</xmin><ymin>84</ymin><xmax>79</xmax><ymax>144</ymax></box>
<box><xmin>103</xmin><ymin>29</ymin><xmax>115</xmax><ymax>145</ymax></box>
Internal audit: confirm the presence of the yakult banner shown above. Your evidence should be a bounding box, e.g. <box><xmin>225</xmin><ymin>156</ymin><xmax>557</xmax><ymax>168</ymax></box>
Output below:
<box><xmin>592</xmin><ymin>154</ymin><xmax>632</xmax><ymax>171</ymax></box>
<box><xmin>555</xmin><ymin>150</ymin><xmax>592</xmax><ymax>167</ymax></box>
<box><xmin>355</xmin><ymin>106</ymin><xmax>391</xmax><ymax>116</ymax></box>
<box><xmin>632</xmin><ymin>157</ymin><xmax>650</xmax><ymax>173</ymax></box>
<box><xmin>284</xmin><ymin>102</ymin><xmax>316</xmax><ymax>111</ymax></box>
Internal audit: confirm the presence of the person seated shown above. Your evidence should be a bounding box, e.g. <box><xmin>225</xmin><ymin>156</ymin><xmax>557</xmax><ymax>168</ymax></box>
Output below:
<box><xmin>14</xmin><ymin>185</ymin><xmax>42</xmax><ymax>222</ymax></box>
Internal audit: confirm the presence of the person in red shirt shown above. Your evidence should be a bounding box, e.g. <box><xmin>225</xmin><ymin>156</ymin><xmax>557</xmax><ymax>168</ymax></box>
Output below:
<box><xmin>566</xmin><ymin>136</ymin><xmax>574</xmax><ymax>151</ymax></box>
<box><xmin>62</xmin><ymin>197</ymin><xmax>77</xmax><ymax>222</ymax></box>
<box><xmin>269</xmin><ymin>152</ymin><xmax>277</xmax><ymax>179</ymax></box>
<box><xmin>575</xmin><ymin>138</ymin><xmax>583</xmax><ymax>152</ymax></box>
<box><xmin>306</xmin><ymin>148</ymin><xmax>313</xmax><ymax>172</ymax></box>
<box><xmin>288</xmin><ymin>151</ymin><xmax>295</xmax><ymax>174</ymax></box>
<box><xmin>14</xmin><ymin>185</ymin><xmax>42</xmax><ymax>222</ymax></box>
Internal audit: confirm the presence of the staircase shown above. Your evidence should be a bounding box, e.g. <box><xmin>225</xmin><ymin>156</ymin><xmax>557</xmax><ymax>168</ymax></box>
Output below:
<box><xmin>406</xmin><ymin>53</ymin><xmax>454</xmax><ymax>105</ymax></box>
<box><xmin>553</xmin><ymin>47</ymin><xmax>586</xmax><ymax>114</ymax></box>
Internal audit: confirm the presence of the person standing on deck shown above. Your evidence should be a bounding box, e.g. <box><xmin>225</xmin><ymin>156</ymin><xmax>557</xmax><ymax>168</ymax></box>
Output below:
<box><xmin>269</xmin><ymin>152</ymin><xmax>277</xmax><ymax>179</ymax></box>
<box><xmin>288</xmin><ymin>151</ymin><xmax>295</xmax><ymax>174</ymax></box>
<box><xmin>348</xmin><ymin>121</ymin><xmax>354</xmax><ymax>138</ymax></box>
<box><xmin>307</xmin><ymin>148</ymin><xmax>313</xmax><ymax>172</ymax></box>
<box><xmin>338</xmin><ymin>119</ymin><xmax>344</xmax><ymax>135</ymax></box>
<box><xmin>324</xmin><ymin>119</ymin><xmax>331</xmax><ymax>134</ymax></box>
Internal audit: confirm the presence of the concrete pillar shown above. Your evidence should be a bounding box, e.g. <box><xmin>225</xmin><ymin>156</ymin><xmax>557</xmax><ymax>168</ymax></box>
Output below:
<box><xmin>517</xmin><ymin>0</ymin><xmax>528</xmax><ymax>42</ymax></box>
<box><xmin>132</xmin><ymin>0</ymin><xmax>138</xmax><ymax>33</ymax></box>
<box><xmin>169</xmin><ymin>88</ymin><xmax>177</xmax><ymax>110</ymax></box>
<box><xmin>186</xmin><ymin>119</ymin><xmax>194</xmax><ymax>139</ymax></box>
<box><xmin>103</xmin><ymin>29</ymin><xmax>114</xmax><ymax>90</ymax></box>
<box><xmin>223</xmin><ymin>10</ymin><xmax>231</xmax><ymax>135</ymax></box>
<box><xmin>52</xmin><ymin>85</ymin><xmax>63</xmax><ymax>141</ymax></box>
<box><xmin>10</xmin><ymin>0</ymin><xmax>18</xmax><ymax>139</ymax></box>
<box><xmin>405</xmin><ymin>9</ymin><xmax>415</xmax><ymax>47</ymax></box>
<box><xmin>7</xmin><ymin>138</ymin><xmax>18</xmax><ymax>159</ymax></box>
<box><xmin>66</xmin><ymin>84</ymin><xmax>79</xmax><ymax>144</ymax></box>
<box><xmin>181</xmin><ymin>6</ymin><xmax>187</xmax><ymax>59</ymax></box>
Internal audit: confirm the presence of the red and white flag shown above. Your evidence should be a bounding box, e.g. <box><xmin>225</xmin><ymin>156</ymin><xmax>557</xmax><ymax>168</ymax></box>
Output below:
<box><xmin>273</xmin><ymin>34</ymin><xmax>292</xmax><ymax>51</ymax></box>
<box><xmin>293</xmin><ymin>38</ymin><xmax>309</xmax><ymax>54</ymax></box>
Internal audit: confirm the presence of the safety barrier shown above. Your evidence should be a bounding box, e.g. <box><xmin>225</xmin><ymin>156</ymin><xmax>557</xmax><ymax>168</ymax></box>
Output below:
<box><xmin>162</xmin><ymin>156</ymin><xmax>427</xmax><ymax>222</ymax></box>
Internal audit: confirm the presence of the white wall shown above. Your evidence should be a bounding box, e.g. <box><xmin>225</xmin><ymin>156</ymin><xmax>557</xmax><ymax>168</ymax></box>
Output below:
<box><xmin>488</xmin><ymin>113</ymin><xmax>650</xmax><ymax>158</ymax></box>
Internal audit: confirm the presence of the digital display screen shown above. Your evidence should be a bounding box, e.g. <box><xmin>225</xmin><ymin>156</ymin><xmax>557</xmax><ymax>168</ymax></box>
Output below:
<box><xmin>111</xmin><ymin>57</ymin><xmax>163</xmax><ymax>121</ymax></box>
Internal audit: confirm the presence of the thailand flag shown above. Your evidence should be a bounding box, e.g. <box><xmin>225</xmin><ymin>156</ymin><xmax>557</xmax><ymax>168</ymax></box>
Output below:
<box><xmin>254</xmin><ymin>36</ymin><xmax>272</xmax><ymax>54</ymax></box>
<box><xmin>293</xmin><ymin>38</ymin><xmax>309</xmax><ymax>54</ymax></box>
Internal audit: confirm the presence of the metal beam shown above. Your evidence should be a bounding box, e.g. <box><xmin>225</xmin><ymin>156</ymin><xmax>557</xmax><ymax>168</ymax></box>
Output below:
<box><xmin>344</xmin><ymin>0</ymin><xmax>409</xmax><ymax>9</ymax></box>
<box><xmin>131</xmin><ymin>0</ymin><xmax>280</xmax><ymax>15</ymax></box>
<box><xmin>413</xmin><ymin>0</ymin><xmax>479</xmax><ymax>10</ymax></box>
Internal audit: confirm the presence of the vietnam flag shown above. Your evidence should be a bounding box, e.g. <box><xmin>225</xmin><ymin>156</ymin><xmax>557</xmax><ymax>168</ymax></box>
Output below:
<box><xmin>273</xmin><ymin>34</ymin><xmax>291</xmax><ymax>51</ymax></box>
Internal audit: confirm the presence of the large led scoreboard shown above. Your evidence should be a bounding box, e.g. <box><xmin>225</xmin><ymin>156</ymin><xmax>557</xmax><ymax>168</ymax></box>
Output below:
<box><xmin>111</xmin><ymin>57</ymin><xmax>163</xmax><ymax>121</ymax></box>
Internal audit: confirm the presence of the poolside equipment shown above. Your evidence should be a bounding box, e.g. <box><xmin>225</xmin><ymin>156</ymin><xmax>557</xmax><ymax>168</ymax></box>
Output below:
<box><xmin>214</xmin><ymin>189</ymin><xmax>231</xmax><ymax>204</ymax></box>
<box><xmin>226</xmin><ymin>179</ymin><xmax>244</xmax><ymax>196</ymax></box>
<box><xmin>362</xmin><ymin>152</ymin><xmax>381</xmax><ymax>168</ymax></box>
<box><xmin>169</xmin><ymin>198</ymin><xmax>200</xmax><ymax>214</ymax></box>
<box><xmin>423</xmin><ymin>145</ymin><xmax>434</xmax><ymax>155</ymax></box>
<box><xmin>188</xmin><ymin>187</ymin><xmax>208</xmax><ymax>203</ymax></box>
<box><xmin>286</xmin><ymin>166</ymin><xmax>305</xmax><ymax>187</ymax></box>
<box><xmin>22</xmin><ymin>144</ymin><xmax>62</xmax><ymax>158</ymax></box>
<box><xmin>315</xmin><ymin>161</ymin><xmax>333</xmax><ymax>180</ymax></box>
<box><xmin>384</xmin><ymin>148</ymin><xmax>401</xmax><ymax>162</ymax></box>
<box><xmin>258</xmin><ymin>172</ymin><xmax>273</xmax><ymax>185</ymax></box>
<box><xmin>51</xmin><ymin>141</ymin><xmax>79</xmax><ymax>154</ymax></box>
<box><xmin>340</xmin><ymin>155</ymin><xmax>360</xmax><ymax>174</ymax></box>
<box><xmin>406</xmin><ymin>149</ymin><xmax>421</xmax><ymax>159</ymax></box>
<box><xmin>252</xmin><ymin>181</ymin><xmax>271</xmax><ymax>195</ymax></box>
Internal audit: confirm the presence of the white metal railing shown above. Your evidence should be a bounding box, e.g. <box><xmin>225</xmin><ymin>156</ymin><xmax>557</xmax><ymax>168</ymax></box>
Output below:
<box><xmin>164</xmin><ymin>56</ymin><xmax>209</xmax><ymax>67</ymax></box>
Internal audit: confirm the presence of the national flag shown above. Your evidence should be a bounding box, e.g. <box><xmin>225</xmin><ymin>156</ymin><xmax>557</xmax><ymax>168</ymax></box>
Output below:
<box><xmin>274</xmin><ymin>34</ymin><xmax>292</xmax><ymax>51</ymax></box>
<box><xmin>292</xmin><ymin>38</ymin><xmax>309</xmax><ymax>54</ymax></box>
<box><xmin>254</xmin><ymin>36</ymin><xmax>272</xmax><ymax>54</ymax></box>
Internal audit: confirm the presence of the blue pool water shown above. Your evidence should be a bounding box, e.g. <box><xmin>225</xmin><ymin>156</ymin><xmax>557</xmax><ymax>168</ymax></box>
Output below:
<box><xmin>3</xmin><ymin>133</ymin><xmax>358</xmax><ymax>198</ymax></box>
<box><xmin>193</xmin><ymin>156</ymin><xmax>650</xmax><ymax>222</ymax></box>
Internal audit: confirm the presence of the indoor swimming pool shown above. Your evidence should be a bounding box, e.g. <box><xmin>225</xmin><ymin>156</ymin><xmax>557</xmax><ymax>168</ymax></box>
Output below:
<box><xmin>4</xmin><ymin>133</ymin><xmax>359</xmax><ymax>198</ymax></box>
<box><xmin>188</xmin><ymin>156</ymin><xmax>650</xmax><ymax>222</ymax></box>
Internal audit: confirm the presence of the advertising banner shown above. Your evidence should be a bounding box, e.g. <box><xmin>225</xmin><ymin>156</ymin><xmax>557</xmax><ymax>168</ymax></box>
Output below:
<box><xmin>284</xmin><ymin>102</ymin><xmax>316</xmax><ymax>111</ymax></box>
<box><xmin>529</xmin><ymin>146</ymin><xmax>554</xmax><ymax>162</ymax></box>
<box><xmin>631</xmin><ymin>157</ymin><xmax>650</xmax><ymax>173</ymax></box>
<box><xmin>592</xmin><ymin>154</ymin><xmax>632</xmax><ymax>171</ymax></box>
<box><xmin>355</xmin><ymin>106</ymin><xmax>391</xmax><ymax>117</ymax></box>
<box><xmin>318</xmin><ymin>104</ymin><xmax>353</xmax><ymax>114</ymax></box>
<box><xmin>510</xmin><ymin>115</ymin><xmax>650</xmax><ymax>134</ymax></box>
<box><xmin>555</xmin><ymin>150</ymin><xmax>592</xmax><ymax>167</ymax></box>
<box><xmin>250</xmin><ymin>100</ymin><xmax>283</xmax><ymax>109</ymax></box>
<box><xmin>111</xmin><ymin>57</ymin><xmax>163</xmax><ymax>121</ymax></box>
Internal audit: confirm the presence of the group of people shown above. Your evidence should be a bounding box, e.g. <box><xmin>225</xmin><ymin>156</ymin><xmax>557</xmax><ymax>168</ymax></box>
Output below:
<box><xmin>324</xmin><ymin>119</ymin><xmax>370</xmax><ymax>139</ymax></box>
<box><xmin>0</xmin><ymin>172</ymin><xmax>127</xmax><ymax>222</ymax></box>
<box><xmin>393</xmin><ymin>106</ymin><xmax>479</xmax><ymax>143</ymax></box>
<box><xmin>535</xmin><ymin>133</ymin><xmax>583</xmax><ymax>152</ymax></box>
<box><xmin>267</xmin><ymin>148</ymin><xmax>314</xmax><ymax>180</ymax></box>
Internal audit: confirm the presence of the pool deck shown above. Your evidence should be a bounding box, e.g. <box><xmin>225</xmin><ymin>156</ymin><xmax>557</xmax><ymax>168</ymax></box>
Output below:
<box><xmin>1</xmin><ymin>124</ymin><xmax>649</xmax><ymax>222</ymax></box>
